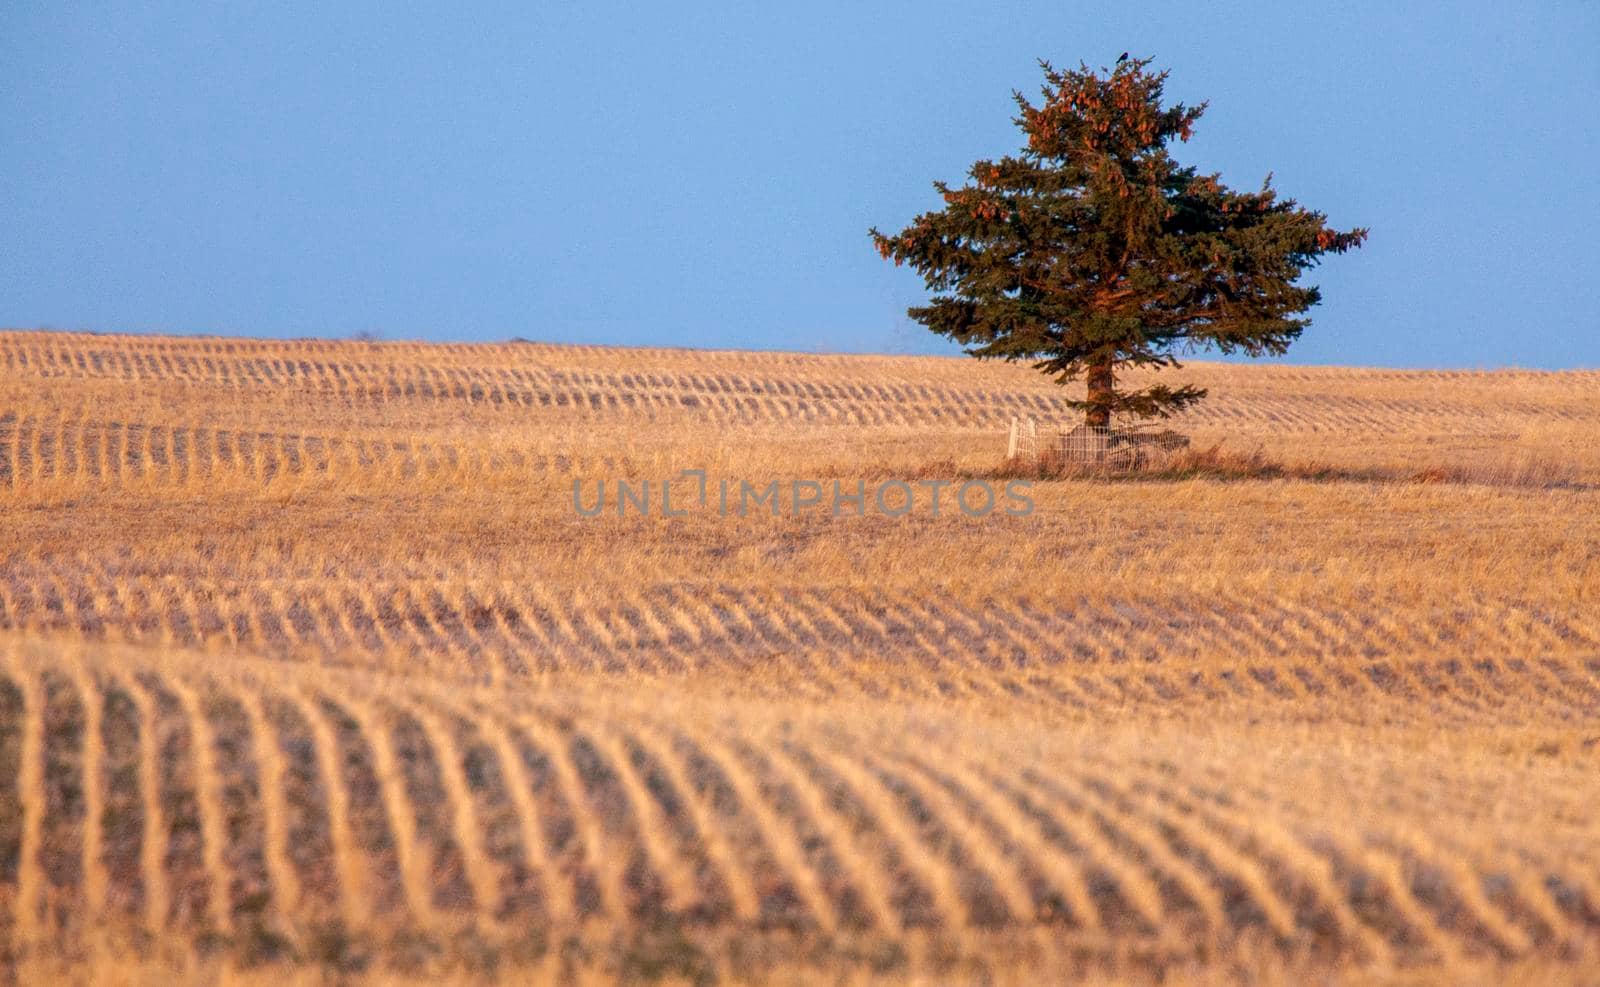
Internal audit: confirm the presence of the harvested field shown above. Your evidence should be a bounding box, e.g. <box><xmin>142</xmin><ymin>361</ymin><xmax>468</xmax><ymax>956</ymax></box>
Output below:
<box><xmin>1</xmin><ymin>330</ymin><xmax>1597</xmax><ymax>985</ymax></box>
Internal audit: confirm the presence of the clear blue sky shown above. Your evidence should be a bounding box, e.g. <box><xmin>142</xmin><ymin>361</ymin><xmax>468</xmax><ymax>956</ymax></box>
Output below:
<box><xmin>3</xmin><ymin>2</ymin><xmax>1597</xmax><ymax>368</ymax></box>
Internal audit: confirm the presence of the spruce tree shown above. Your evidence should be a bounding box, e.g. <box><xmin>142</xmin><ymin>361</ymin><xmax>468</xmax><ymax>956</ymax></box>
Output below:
<box><xmin>872</xmin><ymin>57</ymin><xmax>1367</xmax><ymax>426</ymax></box>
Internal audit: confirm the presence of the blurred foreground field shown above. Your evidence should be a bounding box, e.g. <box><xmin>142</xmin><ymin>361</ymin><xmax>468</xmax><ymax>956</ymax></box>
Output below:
<box><xmin>1</xmin><ymin>330</ymin><xmax>1598</xmax><ymax>985</ymax></box>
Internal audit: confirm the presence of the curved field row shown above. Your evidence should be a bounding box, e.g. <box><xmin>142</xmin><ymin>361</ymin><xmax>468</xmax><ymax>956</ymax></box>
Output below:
<box><xmin>6</xmin><ymin>332</ymin><xmax>1598</xmax><ymax>436</ymax></box>
<box><xmin>0</xmin><ymin>569</ymin><xmax>1594</xmax><ymax>674</ymax></box>
<box><xmin>0</xmin><ymin>575</ymin><xmax>1596</xmax><ymax>725</ymax></box>
<box><xmin>0</xmin><ymin>643</ymin><xmax>1596</xmax><ymax>978</ymax></box>
<box><xmin>0</xmin><ymin>413</ymin><xmax>640</xmax><ymax>490</ymax></box>
<box><xmin>3</xmin><ymin>374</ymin><xmax>1584</xmax><ymax>436</ymax></box>
<box><xmin>7</xmin><ymin>330</ymin><xmax>1600</xmax><ymax>388</ymax></box>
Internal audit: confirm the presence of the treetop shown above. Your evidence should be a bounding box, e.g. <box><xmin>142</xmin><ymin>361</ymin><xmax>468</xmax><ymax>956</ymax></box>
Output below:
<box><xmin>871</xmin><ymin>56</ymin><xmax>1367</xmax><ymax>425</ymax></box>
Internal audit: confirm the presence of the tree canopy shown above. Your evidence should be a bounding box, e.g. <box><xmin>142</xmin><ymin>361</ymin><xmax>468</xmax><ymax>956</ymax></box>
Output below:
<box><xmin>871</xmin><ymin>57</ymin><xmax>1367</xmax><ymax>425</ymax></box>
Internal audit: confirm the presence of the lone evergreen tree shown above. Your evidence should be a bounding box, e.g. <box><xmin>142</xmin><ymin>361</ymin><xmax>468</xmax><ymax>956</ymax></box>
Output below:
<box><xmin>872</xmin><ymin>57</ymin><xmax>1366</xmax><ymax>426</ymax></box>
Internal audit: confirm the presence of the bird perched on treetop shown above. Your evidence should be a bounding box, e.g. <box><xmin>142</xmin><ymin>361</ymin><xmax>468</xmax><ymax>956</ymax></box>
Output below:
<box><xmin>1117</xmin><ymin>52</ymin><xmax>1130</xmax><ymax>64</ymax></box>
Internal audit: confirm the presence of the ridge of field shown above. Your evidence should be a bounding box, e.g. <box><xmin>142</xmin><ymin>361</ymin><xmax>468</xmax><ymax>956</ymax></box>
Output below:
<box><xmin>1</xmin><ymin>330</ymin><xmax>1598</xmax><ymax>984</ymax></box>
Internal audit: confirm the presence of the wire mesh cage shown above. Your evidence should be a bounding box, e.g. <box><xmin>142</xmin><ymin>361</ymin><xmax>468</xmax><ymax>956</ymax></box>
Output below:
<box><xmin>1005</xmin><ymin>416</ymin><xmax>1040</xmax><ymax>461</ymax></box>
<box><xmin>1007</xmin><ymin>418</ymin><xmax>1189</xmax><ymax>469</ymax></box>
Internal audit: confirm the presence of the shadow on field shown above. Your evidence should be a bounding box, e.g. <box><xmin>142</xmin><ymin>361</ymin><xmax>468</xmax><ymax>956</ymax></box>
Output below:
<box><xmin>910</xmin><ymin>443</ymin><xmax>1593</xmax><ymax>489</ymax></box>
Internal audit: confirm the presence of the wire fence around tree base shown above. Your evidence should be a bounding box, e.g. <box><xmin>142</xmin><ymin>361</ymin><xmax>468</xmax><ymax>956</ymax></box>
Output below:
<box><xmin>1006</xmin><ymin>417</ymin><xmax>1190</xmax><ymax>469</ymax></box>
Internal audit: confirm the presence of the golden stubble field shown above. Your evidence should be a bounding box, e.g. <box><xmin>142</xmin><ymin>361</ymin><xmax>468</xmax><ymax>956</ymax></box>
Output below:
<box><xmin>1</xmin><ymin>329</ymin><xmax>1598</xmax><ymax>985</ymax></box>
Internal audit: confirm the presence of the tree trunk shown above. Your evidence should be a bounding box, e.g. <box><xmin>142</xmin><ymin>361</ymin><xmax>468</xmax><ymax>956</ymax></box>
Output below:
<box><xmin>1085</xmin><ymin>359</ymin><xmax>1113</xmax><ymax>428</ymax></box>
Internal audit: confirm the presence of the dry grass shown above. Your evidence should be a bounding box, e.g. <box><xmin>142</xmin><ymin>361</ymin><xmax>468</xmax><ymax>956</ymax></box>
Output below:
<box><xmin>1</xmin><ymin>329</ymin><xmax>1598</xmax><ymax>984</ymax></box>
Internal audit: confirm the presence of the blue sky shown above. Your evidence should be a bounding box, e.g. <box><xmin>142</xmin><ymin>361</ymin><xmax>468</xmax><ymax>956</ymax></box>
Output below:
<box><xmin>3</xmin><ymin>2</ymin><xmax>1597</xmax><ymax>368</ymax></box>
